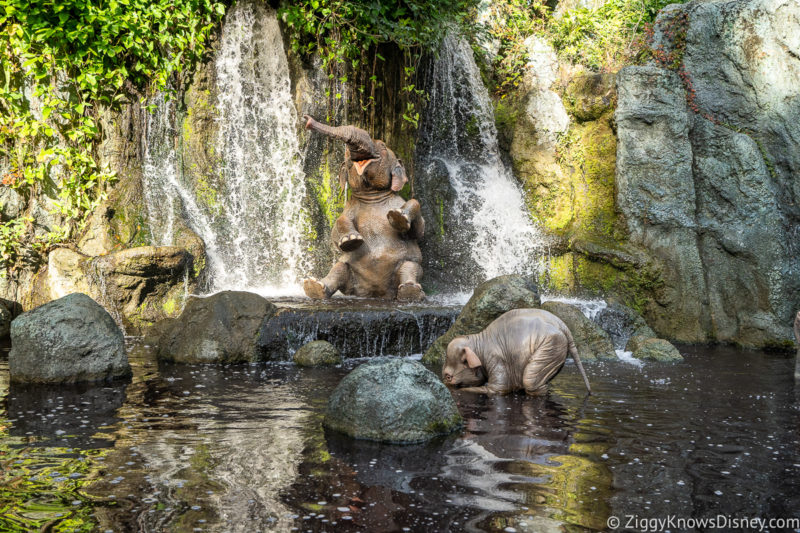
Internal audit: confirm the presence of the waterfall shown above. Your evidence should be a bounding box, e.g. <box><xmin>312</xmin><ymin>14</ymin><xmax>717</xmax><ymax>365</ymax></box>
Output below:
<box><xmin>141</xmin><ymin>1</ymin><xmax>311</xmax><ymax>294</ymax></box>
<box><xmin>416</xmin><ymin>34</ymin><xmax>543</xmax><ymax>292</ymax></box>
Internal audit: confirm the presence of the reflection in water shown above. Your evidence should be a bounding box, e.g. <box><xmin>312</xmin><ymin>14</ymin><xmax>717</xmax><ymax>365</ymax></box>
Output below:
<box><xmin>1</xmin><ymin>343</ymin><xmax>799</xmax><ymax>531</ymax></box>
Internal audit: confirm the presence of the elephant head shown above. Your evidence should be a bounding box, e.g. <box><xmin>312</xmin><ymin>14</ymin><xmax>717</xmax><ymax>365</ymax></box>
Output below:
<box><xmin>303</xmin><ymin>115</ymin><xmax>408</xmax><ymax>193</ymax></box>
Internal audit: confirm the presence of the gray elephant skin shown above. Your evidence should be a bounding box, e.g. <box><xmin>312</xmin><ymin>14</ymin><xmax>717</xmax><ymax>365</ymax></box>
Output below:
<box><xmin>443</xmin><ymin>308</ymin><xmax>591</xmax><ymax>396</ymax></box>
<box><xmin>302</xmin><ymin>115</ymin><xmax>426</xmax><ymax>301</ymax></box>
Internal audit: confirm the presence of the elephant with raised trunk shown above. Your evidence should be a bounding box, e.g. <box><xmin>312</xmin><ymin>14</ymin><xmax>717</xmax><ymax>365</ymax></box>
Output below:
<box><xmin>302</xmin><ymin>115</ymin><xmax>426</xmax><ymax>301</ymax></box>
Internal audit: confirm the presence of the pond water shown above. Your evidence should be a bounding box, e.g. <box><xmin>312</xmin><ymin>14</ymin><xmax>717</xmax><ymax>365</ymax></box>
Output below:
<box><xmin>1</xmin><ymin>342</ymin><xmax>799</xmax><ymax>532</ymax></box>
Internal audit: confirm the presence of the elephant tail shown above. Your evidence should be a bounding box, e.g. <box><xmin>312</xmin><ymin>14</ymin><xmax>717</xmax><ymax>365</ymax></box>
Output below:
<box><xmin>566</xmin><ymin>330</ymin><xmax>591</xmax><ymax>394</ymax></box>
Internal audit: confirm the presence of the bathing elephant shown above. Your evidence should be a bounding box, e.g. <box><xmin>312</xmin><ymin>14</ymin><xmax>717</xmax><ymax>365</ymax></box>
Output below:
<box><xmin>442</xmin><ymin>308</ymin><xmax>591</xmax><ymax>396</ymax></box>
<box><xmin>302</xmin><ymin>115</ymin><xmax>426</xmax><ymax>301</ymax></box>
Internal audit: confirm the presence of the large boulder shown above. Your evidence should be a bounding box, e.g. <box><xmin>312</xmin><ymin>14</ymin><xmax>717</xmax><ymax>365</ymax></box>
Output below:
<box><xmin>626</xmin><ymin>336</ymin><xmax>683</xmax><ymax>362</ymax></box>
<box><xmin>324</xmin><ymin>358</ymin><xmax>462</xmax><ymax>444</ymax></box>
<box><xmin>293</xmin><ymin>340</ymin><xmax>341</xmax><ymax>367</ymax></box>
<box><xmin>9</xmin><ymin>293</ymin><xmax>129</xmax><ymax>384</ymax></box>
<box><xmin>616</xmin><ymin>0</ymin><xmax>800</xmax><ymax>347</ymax></box>
<box><xmin>157</xmin><ymin>291</ymin><xmax>277</xmax><ymax>364</ymax></box>
<box><xmin>540</xmin><ymin>301</ymin><xmax>616</xmax><ymax>361</ymax></box>
<box><xmin>422</xmin><ymin>275</ymin><xmax>540</xmax><ymax>365</ymax></box>
<box><xmin>45</xmin><ymin>246</ymin><xmax>199</xmax><ymax>334</ymax></box>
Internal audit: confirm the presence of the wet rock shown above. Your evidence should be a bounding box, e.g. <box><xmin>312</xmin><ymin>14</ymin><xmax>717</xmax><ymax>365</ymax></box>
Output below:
<box><xmin>294</xmin><ymin>340</ymin><xmax>341</xmax><ymax>367</ymax></box>
<box><xmin>540</xmin><ymin>301</ymin><xmax>616</xmax><ymax>361</ymax></box>
<box><xmin>627</xmin><ymin>337</ymin><xmax>683</xmax><ymax>362</ymax></box>
<box><xmin>324</xmin><ymin>358</ymin><xmax>462</xmax><ymax>444</ymax></box>
<box><xmin>595</xmin><ymin>302</ymin><xmax>656</xmax><ymax>350</ymax></box>
<box><xmin>157</xmin><ymin>291</ymin><xmax>277</xmax><ymax>364</ymax></box>
<box><xmin>0</xmin><ymin>300</ymin><xmax>12</xmax><ymax>339</ymax></box>
<box><xmin>9</xmin><ymin>293</ymin><xmax>129</xmax><ymax>384</ymax></box>
<box><xmin>422</xmin><ymin>275</ymin><xmax>540</xmax><ymax>365</ymax></box>
<box><xmin>261</xmin><ymin>299</ymin><xmax>457</xmax><ymax>360</ymax></box>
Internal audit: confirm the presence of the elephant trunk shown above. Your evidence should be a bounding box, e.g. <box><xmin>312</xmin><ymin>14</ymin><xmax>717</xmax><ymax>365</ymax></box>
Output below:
<box><xmin>304</xmin><ymin>115</ymin><xmax>378</xmax><ymax>161</ymax></box>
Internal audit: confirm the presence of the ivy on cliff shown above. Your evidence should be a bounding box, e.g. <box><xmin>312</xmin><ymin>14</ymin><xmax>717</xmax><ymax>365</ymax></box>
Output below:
<box><xmin>0</xmin><ymin>0</ymin><xmax>224</xmax><ymax>271</ymax></box>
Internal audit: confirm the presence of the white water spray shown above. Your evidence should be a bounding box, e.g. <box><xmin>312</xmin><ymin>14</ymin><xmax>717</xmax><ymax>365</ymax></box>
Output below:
<box><xmin>416</xmin><ymin>34</ymin><xmax>543</xmax><ymax>288</ymax></box>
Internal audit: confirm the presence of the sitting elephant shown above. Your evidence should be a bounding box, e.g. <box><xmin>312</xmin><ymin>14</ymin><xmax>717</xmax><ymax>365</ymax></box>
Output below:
<box><xmin>442</xmin><ymin>309</ymin><xmax>591</xmax><ymax>396</ymax></box>
<box><xmin>302</xmin><ymin>115</ymin><xmax>426</xmax><ymax>301</ymax></box>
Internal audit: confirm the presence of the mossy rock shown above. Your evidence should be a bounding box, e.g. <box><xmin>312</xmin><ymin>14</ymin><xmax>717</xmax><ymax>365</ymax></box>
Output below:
<box><xmin>627</xmin><ymin>336</ymin><xmax>683</xmax><ymax>362</ymax></box>
<box><xmin>323</xmin><ymin>358</ymin><xmax>462</xmax><ymax>444</ymax></box>
<box><xmin>540</xmin><ymin>301</ymin><xmax>616</xmax><ymax>361</ymax></box>
<box><xmin>563</xmin><ymin>73</ymin><xmax>616</xmax><ymax>123</ymax></box>
<box><xmin>422</xmin><ymin>274</ymin><xmax>540</xmax><ymax>366</ymax></box>
<box><xmin>294</xmin><ymin>340</ymin><xmax>341</xmax><ymax>367</ymax></box>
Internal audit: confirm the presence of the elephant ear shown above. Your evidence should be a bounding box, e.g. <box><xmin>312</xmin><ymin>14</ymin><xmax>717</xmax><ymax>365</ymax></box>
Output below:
<box><xmin>391</xmin><ymin>160</ymin><xmax>408</xmax><ymax>192</ymax></box>
<box><xmin>462</xmin><ymin>346</ymin><xmax>482</xmax><ymax>368</ymax></box>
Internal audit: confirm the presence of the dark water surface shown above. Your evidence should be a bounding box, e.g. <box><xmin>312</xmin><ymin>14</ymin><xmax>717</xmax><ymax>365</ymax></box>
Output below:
<box><xmin>2</xmin><ymin>342</ymin><xmax>799</xmax><ymax>532</ymax></box>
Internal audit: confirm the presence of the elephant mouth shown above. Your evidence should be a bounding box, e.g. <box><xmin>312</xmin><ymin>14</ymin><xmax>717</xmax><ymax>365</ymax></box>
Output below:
<box><xmin>352</xmin><ymin>158</ymin><xmax>378</xmax><ymax>176</ymax></box>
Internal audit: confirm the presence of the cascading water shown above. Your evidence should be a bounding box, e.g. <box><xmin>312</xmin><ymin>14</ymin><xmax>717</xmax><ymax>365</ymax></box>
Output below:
<box><xmin>141</xmin><ymin>1</ymin><xmax>311</xmax><ymax>294</ymax></box>
<box><xmin>415</xmin><ymin>34</ymin><xmax>543</xmax><ymax>292</ymax></box>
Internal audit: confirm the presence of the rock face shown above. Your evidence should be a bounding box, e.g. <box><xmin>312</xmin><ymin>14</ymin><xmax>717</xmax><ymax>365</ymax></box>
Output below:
<box><xmin>540</xmin><ymin>301</ymin><xmax>616</xmax><ymax>361</ymax></box>
<box><xmin>9</xmin><ymin>293</ymin><xmax>129</xmax><ymax>383</ymax></box>
<box><xmin>293</xmin><ymin>340</ymin><xmax>341</xmax><ymax>367</ymax></box>
<box><xmin>616</xmin><ymin>0</ymin><xmax>800</xmax><ymax>347</ymax></box>
<box><xmin>422</xmin><ymin>275</ymin><xmax>540</xmax><ymax>365</ymax></box>
<box><xmin>324</xmin><ymin>358</ymin><xmax>462</xmax><ymax>444</ymax></box>
<box><xmin>157</xmin><ymin>291</ymin><xmax>277</xmax><ymax>364</ymax></box>
<box><xmin>42</xmin><ymin>246</ymin><xmax>197</xmax><ymax>334</ymax></box>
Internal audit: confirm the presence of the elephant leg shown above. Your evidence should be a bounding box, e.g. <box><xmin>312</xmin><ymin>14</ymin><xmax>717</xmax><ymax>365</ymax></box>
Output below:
<box><xmin>303</xmin><ymin>261</ymin><xmax>350</xmax><ymax>299</ymax></box>
<box><xmin>522</xmin><ymin>340</ymin><xmax>568</xmax><ymax>396</ymax></box>
<box><xmin>334</xmin><ymin>213</ymin><xmax>363</xmax><ymax>252</ymax></box>
<box><xmin>396</xmin><ymin>261</ymin><xmax>425</xmax><ymax>301</ymax></box>
<box><xmin>388</xmin><ymin>199</ymin><xmax>422</xmax><ymax>235</ymax></box>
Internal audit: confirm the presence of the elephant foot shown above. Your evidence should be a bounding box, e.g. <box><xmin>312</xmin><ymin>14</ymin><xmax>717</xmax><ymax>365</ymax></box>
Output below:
<box><xmin>338</xmin><ymin>233</ymin><xmax>364</xmax><ymax>252</ymax></box>
<box><xmin>387</xmin><ymin>209</ymin><xmax>411</xmax><ymax>233</ymax></box>
<box><xmin>397</xmin><ymin>282</ymin><xmax>425</xmax><ymax>302</ymax></box>
<box><xmin>303</xmin><ymin>278</ymin><xmax>330</xmax><ymax>299</ymax></box>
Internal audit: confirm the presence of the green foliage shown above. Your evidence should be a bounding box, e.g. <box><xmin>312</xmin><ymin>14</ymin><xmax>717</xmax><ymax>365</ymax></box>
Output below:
<box><xmin>548</xmin><ymin>0</ymin><xmax>681</xmax><ymax>72</ymax></box>
<box><xmin>0</xmin><ymin>0</ymin><xmax>225</xmax><ymax>271</ymax></box>
<box><xmin>280</xmin><ymin>0</ymin><xmax>479</xmax><ymax>125</ymax></box>
<box><xmin>483</xmin><ymin>0</ymin><xmax>549</xmax><ymax>96</ymax></box>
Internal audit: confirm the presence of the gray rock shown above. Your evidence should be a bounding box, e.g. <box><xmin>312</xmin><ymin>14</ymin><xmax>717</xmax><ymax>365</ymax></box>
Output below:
<box><xmin>9</xmin><ymin>293</ymin><xmax>129</xmax><ymax>383</ymax></box>
<box><xmin>540</xmin><ymin>301</ymin><xmax>616</xmax><ymax>361</ymax></box>
<box><xmin>0</xmin><ymin>187</ymin><xmax>24</xmax><ymax>221</ymax></box>
<box><xmin>615</xmin><ymin>0</ymin><xmax>800</xmax><ymax>347</ymax></box>
<box><xmin>0</xmin><ymin>300</ymin><xmax>11</xmax><ymax>340</ymax></box>
<box><xmin>294</xmin><ymin>340</ymin><xmax>341</xmax><ymax>367</ymax></box>
<box><xmin>422</xmin><ymin>275</ymin><xmax>540</xmax><ymax>365</ymax></box>
<box><xmin>627</xmin><ymin>336</ymin><xmax>683</xmax><ymax>362</ymax></box>
<box><xmin>323</xmin><ymin>358</ymin><xmax>462</xmax><ymax>444</ymax></box>
<box><xmin>157</xmin><ymin>291</ymin><xmax>276</xmax><ymax>364</ymax></box>
<box><xmin>595</xmin><ymin>302</ymin><xmax>656</xmax><ymax>350</ymax></box>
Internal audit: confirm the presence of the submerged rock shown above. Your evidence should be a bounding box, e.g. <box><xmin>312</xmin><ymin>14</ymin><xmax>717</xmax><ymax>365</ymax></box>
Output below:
<box><xmin>294</xmin><ymin>340</ymin><xmax>341</xmax><ymax>367</ymax></box>
<box><xmin>627</xmin><ymin>337</ymin><xmax>683</xmax><ymax>362</ymax></box>
<box><xmin>540</xmin><ymin>301</ymin><xmax>616</xmax><ymax>361</ymax></box>
<box><xmin>324</xmin><ymin>358</ymin><xmax>462</xmax><ymax>444</ymax></box>
<box><xmin>157</xmin><ymin>291</ymin><xmax>277</xmax><ymax>364</ymax></box>
<box><xmin>422</xmin><ymin>275</ymin><xmax>540</xmax><ymax>365</ymax></box>
<box><xmin>9</xmin><ymin>293</ymin><xmax>129</xmax><ymax>384</ymax></box>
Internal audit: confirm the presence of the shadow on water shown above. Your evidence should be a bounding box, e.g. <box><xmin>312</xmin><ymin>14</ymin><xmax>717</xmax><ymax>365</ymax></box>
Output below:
<box><xmin>1</xmin><ymin>341</ymin><xmax>800</xmax><ymax>532</ymax></box>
